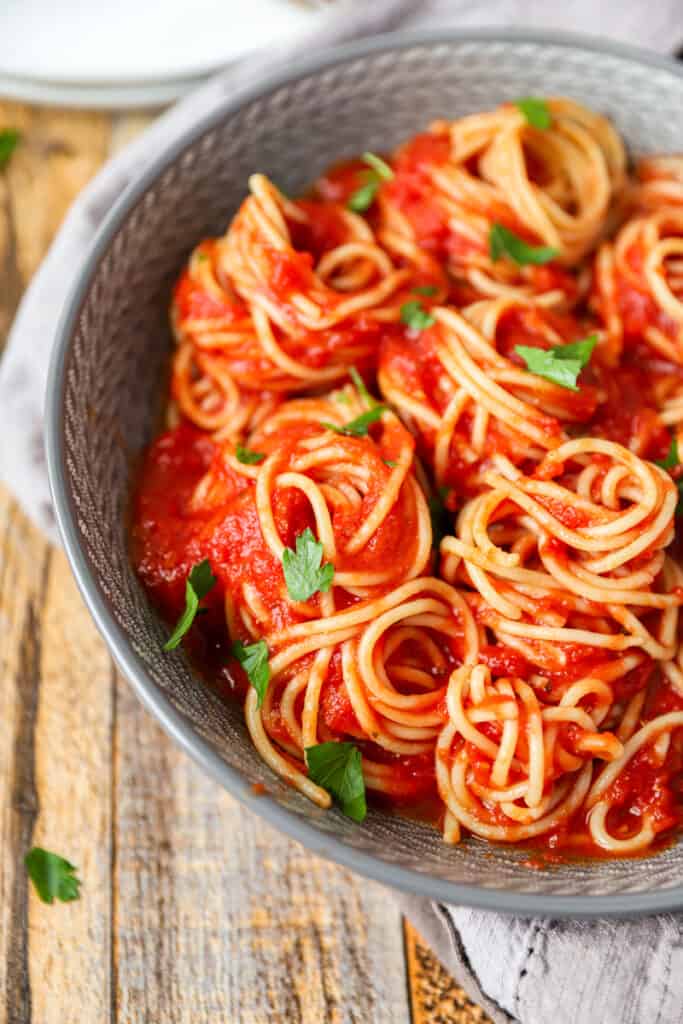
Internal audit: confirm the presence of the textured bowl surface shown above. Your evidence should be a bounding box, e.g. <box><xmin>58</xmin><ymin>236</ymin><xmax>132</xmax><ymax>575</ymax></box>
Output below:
<box><xmin>47</xmin><ymin>30</ymin><xmax>683</xmax><ymax>916</ymax></box>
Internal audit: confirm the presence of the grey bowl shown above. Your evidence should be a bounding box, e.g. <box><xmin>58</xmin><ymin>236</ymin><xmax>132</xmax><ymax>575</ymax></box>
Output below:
<box><xmin>46</xmin><ymin>29</ymin><xmax>683</xmax><ymax>917</ymax></box>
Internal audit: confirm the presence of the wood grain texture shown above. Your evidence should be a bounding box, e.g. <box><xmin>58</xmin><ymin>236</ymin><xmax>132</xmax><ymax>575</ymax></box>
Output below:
<box><xmin>0</xmin><ymin>495</ymin><xmax>50</xmax><ymax>1024</ymax></box>
<box><xmin>28</xmin><ymin>548</ymin><xmax>114</xmax><ymax>1024</ymax></box>
<box><xmin>0</xmin><ymin>101</ymin><xmax>110</xmax><ymax>350</ymax></box>
<box><xmin>0</xmin><ymin>99</ymin><xmax>486</xmax><ymax>1024</ymax></box>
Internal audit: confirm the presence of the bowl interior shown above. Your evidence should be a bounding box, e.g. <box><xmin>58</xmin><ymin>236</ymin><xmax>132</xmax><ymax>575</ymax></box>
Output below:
<box><xmin>53</xmin><ymin>33</ymin><xmax>683</xmax><ymax>912</ymax></box>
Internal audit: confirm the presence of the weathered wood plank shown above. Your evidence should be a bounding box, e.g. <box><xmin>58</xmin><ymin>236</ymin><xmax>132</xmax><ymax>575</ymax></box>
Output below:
<box><xmin>28</xmin><ymin>548</ymin><xmax>114</xmax><ymax>1024</ymax></box>
<box><xmin>114</xmin><ymin>677</ymin><xmax>412</xmax><ymax>1024</ymax></box>
<box><xmin>0</xmin><ymin>102</ymin><xmax>115</xmax><ymax>1024</ymax></box>
<box><xmin>0</xmin><ymin>100</ymin><xmax>110</xmax><ymax>351</ymax></box>
<box><xmin>0</xmin><ymin>491</ymin><xmax>52</xmax><ymax>1024</ymax></box>
<box><xmin>0</xmin><ymin>488</ymin><xmax>115</xmax><ymax>1024</ymax></box>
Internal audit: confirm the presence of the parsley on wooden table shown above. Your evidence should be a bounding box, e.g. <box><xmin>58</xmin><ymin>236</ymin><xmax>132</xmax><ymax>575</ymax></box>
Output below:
<box><xmin>163</xmin><ymin>559</ymin><xmax>216</xmax><ymax>651</ymax></box>
<box><xmin>305</xmin><ymin>742</ymin><xmax>367</xmax><ymax>822</ymax></box>
<box><xmin>514</xmin><ymin>97</ymin><xmax>551</xmax><ymax>129</ymax></box>
<box><xmin>0</xmin><ymin>129</ymin><xmax>20</xmax><ymax>169</ymax></box>
<box><xmin>348</xmin><ymin>151</ymin><xmax>394</xmax><ymax>213</ymax></box>
<box><xmin>489</xmin><ymin>223</ymin><xmax>558</xmax><ymax>266</ymax></box>
<box><xmin>282</xmin><ymin>527</ymin><xmax>334</xmax><ymax>601</ymax></box>
<box><xmin>232</xmin><ymin>639</ymin><xmax>271</xmax><ymax>707</ymax></box>
<box><xmin>515</xmin><ymin>336</ymin><xmax>597</xmax><ymax>392</ymax></box>
<box><xmin>25</xmin><ymin>847</ymin><xmax>81</xmax><ymax>904</ymax></box>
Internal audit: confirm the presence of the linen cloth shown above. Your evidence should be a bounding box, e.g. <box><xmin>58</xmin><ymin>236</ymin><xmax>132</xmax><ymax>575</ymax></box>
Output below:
<box><xmin>2</xmin><ymin>3</ymin><xmax>683</xmax><ymax>1022</ymax></box>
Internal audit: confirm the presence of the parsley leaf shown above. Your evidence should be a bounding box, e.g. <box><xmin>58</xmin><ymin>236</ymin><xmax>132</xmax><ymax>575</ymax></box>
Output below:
<box><xmin>412</xmin><ymin>284</ymin><xmax>438</xmax><ymax>297</ymax></box>
<box><xmin>347</xmin><ymin>153</ymin><xmax>394</xmax><ymax>213</ymax></box>
<box><xmin>0</xmin><ymin>129</ymin><xmax>20</xmax><ymax>169</ymax></box>
<box><xmin>305</xmin><ymin>742</ymin><xmax>367</xmax><ymax>822</ymax></box>
<box><xmin>320</xmin><ymin>405</ymin><xmax>387</xmax><ymax>438</ymax></box>
<box><xmin>515</xmin><ymin>335</ymin><xmax>597</xmax><ymax>392</ymax></box>
<box><xmin>348</xmin><ymin>178</ymin><xmax>379</xmax><ymax>212</ymax></box>
<box><xmin>163</xmin><ymin>559</ymin><xmax>217</xmax><ymax>651</ymax></box>
<box><xmin>401</xmin><ymin>300</ymin><xmax>435</xmax><ymax>331</ymax></box>
<box><xmin>361</xmin><ymin>151</ymin><xmax>393</xmax><ymax>181</ymax></box>
<box><xmin>236</xmin><ymin>444</ymin><xmax>265</xmax><ymax>465</ymax></box>
<box><xmin>232</xmin><ymin>639</ymin><xmax>270</xmax><ymax>707</ymax></box>
<box><xmin>656</xmin><ymin>437</ymin><xmax>679</xmax><ymax>471</ymax></box>
<box><xmin>349</xmin><ymin>365</ymin><xmax>375</xmax><ymax>406</ymax></box>
<box><xmin>515</xmin><ymin>97</ymin><xmax>551</xmax><ymax>130</ymax></box>
<box><xmin>282</xmin><ymin>527</ymin><xmax>334</xmax><ymax>601</ymax></box>
<box><xmin>489</xmin><ymin>223</ymin><xmax>558</xmax><ymax>266</ymax></box>
<box><xmin>383</xmin><ymin>459</ymin><xmax>397</xmax><ymax>468</ymax></box>
<box><xmin>429</xmin><ymin>486</ymin><xmax>451</xmax><ymax>549</ymax></box>
<box><xmin>25</xmin><ymin>847</ymin><xmax>81</xmax><ymax>904</ymax></box>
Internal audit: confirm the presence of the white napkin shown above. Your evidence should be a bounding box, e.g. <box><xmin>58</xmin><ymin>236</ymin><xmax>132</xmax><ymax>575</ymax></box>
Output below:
<box><xmin>2</xmin><ymin>4</ymin><xmax>683</xmax><ymax>1022</ymax></box>
<box><xmin>402</xmin><ymin>896</ymin><xmax>683</xmax><ymax>1024</ymax></box>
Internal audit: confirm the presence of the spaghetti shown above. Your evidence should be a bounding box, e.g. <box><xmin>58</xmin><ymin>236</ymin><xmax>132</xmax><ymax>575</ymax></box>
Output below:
<box><xmin>132</xmin><ymin>97</ymin><xmax>683</xmax><ymax>858</ymax></box>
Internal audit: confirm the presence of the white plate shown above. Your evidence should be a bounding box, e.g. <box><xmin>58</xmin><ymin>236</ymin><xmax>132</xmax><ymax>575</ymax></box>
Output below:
<box><xmin>0</xmin><ymin>0</ymin><xmax>325</xmax><ymax>108</ymax></box>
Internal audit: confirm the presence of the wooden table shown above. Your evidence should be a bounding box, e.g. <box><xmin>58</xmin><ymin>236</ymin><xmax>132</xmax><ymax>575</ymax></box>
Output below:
<box><xmin>0</xmin><ymin>101</ymin><xmax>491</xmax><ymax>1024</ymax></box>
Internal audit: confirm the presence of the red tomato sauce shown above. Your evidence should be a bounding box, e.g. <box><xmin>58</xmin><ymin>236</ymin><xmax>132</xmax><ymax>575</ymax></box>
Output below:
<box><xmin>132</xmin><ymin>135</ymin><xmax>683</xmax><ymax>862</ymax></box>
<box><xmin>172</xmin><ymin>242</ymin><xmax>246</xmax><ymax>325</ymax></box>
<box><xmin>616</xmin><ymin>242</ymin><xmax>680</xmax><ymax>344</ymax></box>
<box><xmin>587</xmin><ymin>352</ymin><xmax>673</xmax><ymax>458</ymax></box>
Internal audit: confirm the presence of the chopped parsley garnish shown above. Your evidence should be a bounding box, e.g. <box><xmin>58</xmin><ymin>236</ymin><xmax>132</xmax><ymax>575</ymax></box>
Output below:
<box><xmin>305</xmin><ymin>742</ymin><xmax>367</xmax><ymax>822</ymax></box>
<box><xmin>282</xmin><ymin>527</ymin><xmax>334</xmax><ymax>602</ymax></box>
<box><xmin>232</xmin><ymin>639</ymin><xmax>271</xmax><ymax>708</ymax></box>
<box><xmin>515</xmin><ymin>336</ymin><xmax>597</xmax><ymax>392</ymax></box>
<box><xmin>401</xmin><ymin>300</ymin><xmax>435</xmax><ymax>331</ymax></box>
<box><xmin>320</xmin><ymin>405</ymin><xmax>387</xmax><ymax>438</ymax></box>
<box><xmin>349</xmin><ymin>365</ymin><xmax>375</xmax><ymax>406</ymax></box>
<box><xmin>361</xmin><ymin>151</ymin><xmax>393</xmax><ymax>180</ymax></box>
<box><xmin>412</xmin><ymin>284</ymin><xmax>438</xmax><ymax>297</ymax></box>
<box><xmin>347</xmin><ymin>152</ymin><xmax>394</xmax><ymax>213</ymax></box>
<box><xmin>163</xmin><ymin>559</ymin><xmax>216</xmax><ymax>651</ymax></box>
<box><xmin>383</xmin><ymin>459</ymin><xmax>397</xmax><ymax>468</ymax></box>
<box><xmin>489</xmin><ymin>223</ymin><xmax>558</xmax><ymax>266</ymax></box>
<box><xmin>515</xmin><ymin>97</ymin><xmax>551</xmax><ymax>130</ymax></box>
<box><xmin>236</xmin><ymin>444</ymin><xmax>265</xmax><ymax>465</ymax></box>
<box><xmin>0</xmin><ymin>129</ymin><xmax>20</xmax><ymax>169</ymax></box>
<box><xmin>25</xmin><ymin>848</ymin><xmax>81</xmax><ymax>904</ymax></box>
<box><xmin>347</xmin><ymin>180</ymin><xmax>379</xmax><ymax>213</ymax></box>
<box><xmin>428</xmin><ymin>486</ymin><xmax>451</xmax><ymax>549</ymax></box>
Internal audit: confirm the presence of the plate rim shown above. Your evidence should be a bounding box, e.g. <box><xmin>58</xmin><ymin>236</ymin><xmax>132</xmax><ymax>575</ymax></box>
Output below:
<box><xmin>0</xmin><ymin>71</ymin><xmax>207</xmax><ymax>109</ymax></box>
<box><xmin>0</xmin><ymin>0</ymin><xmax>313</xmax><ymax>88</ymax></box>
<box><xmin>46</xmin><ymin>25</ymin><xmax>683</xmax><ymax>917</ymax></box>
